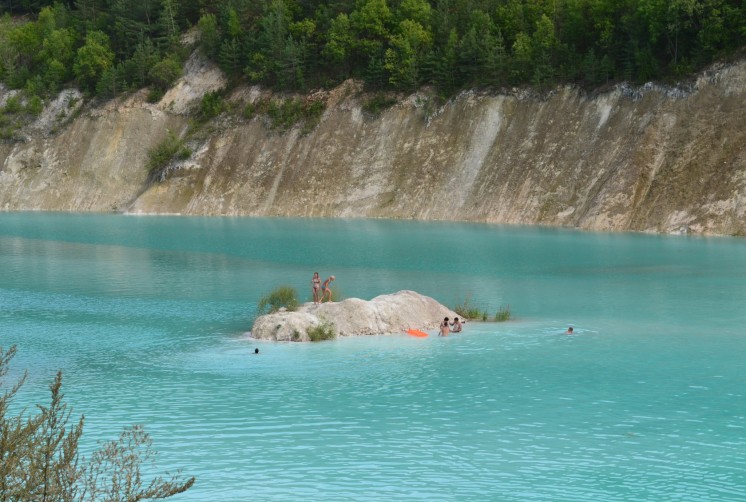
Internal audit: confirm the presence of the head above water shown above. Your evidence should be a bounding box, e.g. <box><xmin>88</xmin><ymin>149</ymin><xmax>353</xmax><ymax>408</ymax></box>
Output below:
<box><xmin>254</xmin><ymin>348</ymin><xmax>259</xmax><ymax>354</ymax></box>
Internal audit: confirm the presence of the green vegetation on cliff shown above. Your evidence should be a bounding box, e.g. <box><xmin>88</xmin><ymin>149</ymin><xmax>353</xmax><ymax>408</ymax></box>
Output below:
<box><xmin>1</xmin><ymin>0</ymin><xmax>744</xmax><ymax>105</ymax></box>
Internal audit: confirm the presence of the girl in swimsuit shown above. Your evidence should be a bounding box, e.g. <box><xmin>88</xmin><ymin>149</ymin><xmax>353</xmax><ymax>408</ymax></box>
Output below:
<box><xmin>312</xmin><ymin>272</ymin><xmax>321</xmax><ymax>304</ymax></box>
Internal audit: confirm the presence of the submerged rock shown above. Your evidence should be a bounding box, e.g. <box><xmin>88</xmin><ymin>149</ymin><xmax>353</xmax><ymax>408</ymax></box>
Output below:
<box><xmin>251</xmin><ymin>290</ymin><xmax>457</xmax><ymax>342</ymax></box>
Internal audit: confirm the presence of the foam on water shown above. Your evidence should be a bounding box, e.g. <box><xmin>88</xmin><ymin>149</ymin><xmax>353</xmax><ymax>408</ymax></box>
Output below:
<box><xmin>1</xmin><ymin>214</ymin><xmax>745</xmax><ymax>500</ymax></box>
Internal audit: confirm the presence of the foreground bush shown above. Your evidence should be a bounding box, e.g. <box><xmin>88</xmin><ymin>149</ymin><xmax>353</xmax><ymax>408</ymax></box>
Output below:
<box><xmin>0</xmin><ymin>345</ymin><xmax>195</xmax><ymax>501</ymax></box>
<box><xmin>257</xmin><ymin>286</ymin><xmax>299</xmax><ymax>314</ymax></box>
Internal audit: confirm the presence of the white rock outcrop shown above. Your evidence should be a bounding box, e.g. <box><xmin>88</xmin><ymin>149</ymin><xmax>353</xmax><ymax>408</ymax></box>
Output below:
<box><xmin>251</xmin><ymin>290</ymin><xmax>457</xmax><ymax>341</ymax></box>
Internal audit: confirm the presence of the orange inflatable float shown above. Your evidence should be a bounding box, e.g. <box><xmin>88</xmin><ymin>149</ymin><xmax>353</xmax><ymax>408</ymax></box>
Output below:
<box><xmin>406</xmin><ymin>329</ymin><xmax>428</xmax><ymax>338</ymax></box>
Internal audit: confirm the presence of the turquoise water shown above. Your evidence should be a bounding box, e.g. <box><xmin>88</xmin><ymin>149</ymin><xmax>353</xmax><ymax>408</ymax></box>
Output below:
<box><xmin>1</xmin><ymin>213</ymin><xmax>745</xmax><ymax>500</ymax></box>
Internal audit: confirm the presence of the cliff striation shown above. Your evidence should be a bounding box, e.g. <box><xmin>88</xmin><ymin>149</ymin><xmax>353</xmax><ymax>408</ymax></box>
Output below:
<box><xmin>1</xmin><ymin>55</ymin><xmax>744</xmax><ymax>235</ymax></box>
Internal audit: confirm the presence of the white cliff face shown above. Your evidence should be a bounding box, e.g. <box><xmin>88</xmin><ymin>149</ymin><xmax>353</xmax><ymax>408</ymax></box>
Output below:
<box><xmin>1</xmin><ymin>56</ymin><xmax>745</xmax><ymax>236</ymax></box>
<box><xmin>251</xmin><ymin>290</ymin><xmax>457</xmax><ymax>341</ymax></box>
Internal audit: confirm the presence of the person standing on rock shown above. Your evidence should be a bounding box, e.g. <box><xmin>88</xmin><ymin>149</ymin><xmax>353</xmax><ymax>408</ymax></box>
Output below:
<box><xmin>322</xmin><ymin>275</ymin><xmax>335</xmax><ymax>303</ymax></box>
<box><xmin>312</xmin><ymin>272</ymin><xmax>321</xmax><ymax>304</ymax></box>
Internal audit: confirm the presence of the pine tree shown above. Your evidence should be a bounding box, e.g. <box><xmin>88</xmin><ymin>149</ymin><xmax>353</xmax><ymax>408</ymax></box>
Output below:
<box><xmin>218</xmin><ymin>37</ymin><xmax>243</xmax><ymax>79</ymax></box>
<box><xmin>158</xmin><ymin>0</ymin><xmax>180</xmax><ymax>49</ymax></box>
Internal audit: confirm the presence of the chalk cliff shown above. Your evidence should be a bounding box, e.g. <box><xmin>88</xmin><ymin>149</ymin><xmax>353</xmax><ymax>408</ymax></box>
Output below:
<box><xmin>1</xmin><ymin>54</ymin><xmax>744</xmax><ymax>235</ymax></box>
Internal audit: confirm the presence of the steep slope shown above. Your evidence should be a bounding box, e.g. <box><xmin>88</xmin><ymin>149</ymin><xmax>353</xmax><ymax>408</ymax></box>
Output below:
<box><xmin>1</xmin><ymin>57</ymin><xmax>744</xmax><ymax>235</ymax></box>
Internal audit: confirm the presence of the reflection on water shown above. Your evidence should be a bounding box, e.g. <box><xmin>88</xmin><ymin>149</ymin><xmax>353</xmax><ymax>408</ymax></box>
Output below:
<box><xmin>1</xmin><ymin>214</ymin><xmax>746</xmax><ymax>500</ymax></box>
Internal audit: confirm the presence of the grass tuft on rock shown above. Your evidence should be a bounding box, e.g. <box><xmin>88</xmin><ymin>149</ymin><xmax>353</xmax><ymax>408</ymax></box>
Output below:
<box><xmin>307</xmin><ymin>321</ymin><xmax>336</xmax><ymax>342</ymax></box>
<box><xmin>257</xmin><ymin>286</ymin><xmax>299</xmax><ymax>315</ymax></box>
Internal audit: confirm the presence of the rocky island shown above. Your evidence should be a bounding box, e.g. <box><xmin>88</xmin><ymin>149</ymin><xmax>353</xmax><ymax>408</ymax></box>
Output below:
<box><xmin>251</xmin><ymin>290</ymin><xmax>457</xmax><ymax>342</ymax></box>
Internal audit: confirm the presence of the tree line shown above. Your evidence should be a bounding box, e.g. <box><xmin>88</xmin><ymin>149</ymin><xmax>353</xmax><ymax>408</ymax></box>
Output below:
<box><xmin>0</xmin><ymin>0</ymin><xmax>744</xmax><ymax>100</ymax></box>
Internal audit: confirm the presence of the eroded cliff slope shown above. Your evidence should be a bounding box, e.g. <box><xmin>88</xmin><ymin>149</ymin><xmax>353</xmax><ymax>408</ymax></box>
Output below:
<box><xmin>1</xmin><ymin>57</ymin><xmax>744</xmax><ymax>235</ymax></box>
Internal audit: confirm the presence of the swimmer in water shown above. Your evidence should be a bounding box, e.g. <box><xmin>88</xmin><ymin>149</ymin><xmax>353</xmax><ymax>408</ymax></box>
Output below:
<box><xmin>439</xmin><ymin>317</ymin><xmax>450</xmax><ymax>336</ymax></box>
<box><xmin>450</xmin><ymin>317</ymin><xmax>463</xmax><ymax>333</ymax></box>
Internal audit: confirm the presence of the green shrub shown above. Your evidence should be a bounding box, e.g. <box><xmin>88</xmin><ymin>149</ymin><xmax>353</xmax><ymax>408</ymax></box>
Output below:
<box><xmin>146</xmin><ymin>130</ymin><xmax>191</xmax><ymax>182</ymax></box>
<box><xmin>362</xmin><ymin>93</ymin><xmax>397</xmax><ymax>117</ymax></box>
<box><xmin>25</xmin><ymin>95</ymin><xmax>43</xmax><ymax>116</ymax></box>
<box><xmin>243</xmin><ymin>101</ymin><xmax>258</xmax><ymax>120</ymax></box>
<box><xmin>266</xmin><ymin>97</ymin><xmax>303</xmax><ymax>130</ymax></box>
<box><xmin>257</xmin><ymin>286</ymin><xmax>299</xmax><ymax>315</ymax></box>
<box><xmin>3</xmin><ymin>95</ymin><xmax>22</xmax><ymax>114</ymax></box>
<box><xmin>198</xmin><ymin>90</ymin><xmax>225</xmax><ymax>121</ymax></box>
<box><xmin>239</xmin><ymin>97</ymin><xmax>325</xmax><ymax>133</ymax></box>
<box><xmin>0</xmin><ymin>345</ymin><xmax>194</xmax><ymax>500</ymax></box>
<box><xmin>495</xmin><ymin>305</ymin><xmax>511</xmax><ymax>322</ymax></box>
<box><xmin>23</xmin><ymin>75</ymin><xmax>46</xmax><ymax>97</ymax></box>
<box><xmin>147</xmin><ymin>88</ymin><xmax>165</xmax><ymax>103</ymax></box>
<box><xmin>265</xmin><ymin>97</ymin><xmax>326</xmax><ymax>133</ymax></box>
<box><xmin>307</xmin><ymin>321</ymin><xmax>336</xmax><ymax>342</ymax></box>
<box><xmin>300</xmin><ymin>99</ymin><xmax>325</xmax><ymax>134</ymax></box>
<box><xmin>0</xmin><ymin>126</ymin><xmax>15</xmax><ymax>140</ymax></box>
<box><xmin>148</xmin><ymin>57</ymin><xmax>182</xmax><ymax>90</ymax></box>
<box><xmin>454</xmin><ymin>294</ymin><xmax>488</xmax><ymax>321</ymax></box>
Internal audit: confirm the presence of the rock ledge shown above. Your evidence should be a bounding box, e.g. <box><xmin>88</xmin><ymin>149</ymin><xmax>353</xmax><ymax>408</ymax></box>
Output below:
<box><xmin>251</xmin><ymin>290</ymin><xmax>456</xmax><ymax>342</ymax></box>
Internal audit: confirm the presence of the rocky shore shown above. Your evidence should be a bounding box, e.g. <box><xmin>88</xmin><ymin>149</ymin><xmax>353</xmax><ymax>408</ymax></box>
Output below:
<box><xmin>251</xmin><ymin>290</ymin><xmax>457</xmax><ymax>342</ymax></box>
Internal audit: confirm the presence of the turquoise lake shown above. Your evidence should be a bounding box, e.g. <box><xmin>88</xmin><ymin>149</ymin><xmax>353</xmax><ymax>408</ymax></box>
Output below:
<box><xmin>1</xmin><ymin>213</ymin><xmax>745</xmax><ymax>501</ymax></box>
